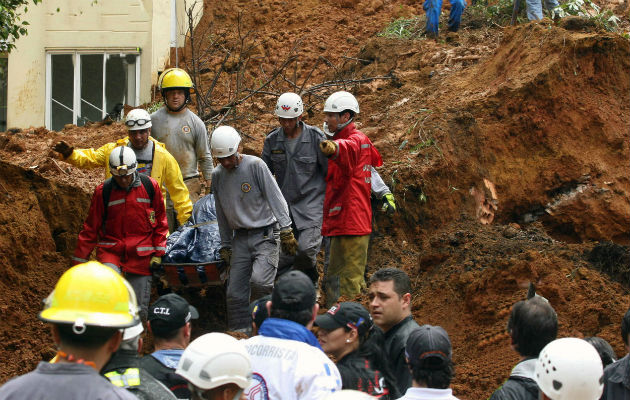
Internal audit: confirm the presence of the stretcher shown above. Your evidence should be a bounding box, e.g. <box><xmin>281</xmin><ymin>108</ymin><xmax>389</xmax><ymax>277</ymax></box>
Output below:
<box><xmin>159</xmin><ymin>261</ymin><xmax>227</xmax><ymax>289</ymax></box>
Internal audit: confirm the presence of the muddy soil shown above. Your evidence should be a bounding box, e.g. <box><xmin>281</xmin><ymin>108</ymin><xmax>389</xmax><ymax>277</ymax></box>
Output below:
<box><xmin>1</xmin><ymin>1</ymin><xmax>629</xmax><ymax>399</ymax></box>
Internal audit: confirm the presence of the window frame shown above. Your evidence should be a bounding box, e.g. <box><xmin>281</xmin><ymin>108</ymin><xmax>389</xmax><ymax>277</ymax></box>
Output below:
<box><xmin>45</xmin><ymin>49</ymin><xmax>141</xmax><ymax>130</ymax></box>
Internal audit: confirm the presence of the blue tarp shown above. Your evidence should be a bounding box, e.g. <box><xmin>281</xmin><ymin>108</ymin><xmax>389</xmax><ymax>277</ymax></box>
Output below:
<box><xmin>163</xmin><ymin>194</ymin><xmax>222</xmax><ymax>264</ymax></box>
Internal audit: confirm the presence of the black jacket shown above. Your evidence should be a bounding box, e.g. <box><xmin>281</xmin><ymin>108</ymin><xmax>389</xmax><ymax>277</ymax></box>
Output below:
<box><xmin>488</xmin><ymin>376</ymin><xmax>539</xmax><ymax>400</ymax></box>
<box><xmin>602</xmin><ymin>354</ymin><xmax>630</xmax><ymax>400</ymax></box>
<box><xmin>139</xmin><ymin>354</ymin><xmax>190</xmax><ymax>399</ymax></box>
<box><xmin>102</xmin><ymin>350</ymin><xmax>177</xmax><ymax>400</ymax></box>
<box><xmin>337</xmin><ymin>350</ymin><xmax>399</xmax><ymax>399</ymax></box>
<box><xmin>380</xmin><ymin>315</ymin><xmax>420</xmax><ymax>395</ymax></box>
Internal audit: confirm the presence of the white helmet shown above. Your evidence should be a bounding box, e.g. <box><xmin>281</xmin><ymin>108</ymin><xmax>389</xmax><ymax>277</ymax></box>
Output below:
<box><xmin>176</xmin><ymin>332</ymin><xmax>251</xmax><ymax>391</ymax></box>
<box><xmin>211</xmin><ymin>126</ymin><xmax>241</xmax><ymax>158</ymax></box>
<box><xmin>122</xmin><ymin>320</ymin><xmax>144</xmax><ymax>341</ymax></box>
<box><xmin>534</xmin><ymin>338</ymin><xmax>604</xmax><ymax>400</ymax></box>
<box><xmin>125</xmin><ymin>108</ymin><xmax>152</xmax><ymax>131</ymax></box>
<box><xmin>323</xmin><ymin>91</ymin><xmax>360</xmax><ymax>114</ymax></box>
<box><xmin>109</xmin><ymin>146</ymin><xmax>137</xmax><ymax>176</ymax></box>
<box><xmin>325</xmin><ymin>389</ymin><xmax>375</xmax><ymax>399</ymax></box>
<box><xmin>275</xmin><ymin>92</ymin><xmax>304</xmax><ymax>118</ymax></box>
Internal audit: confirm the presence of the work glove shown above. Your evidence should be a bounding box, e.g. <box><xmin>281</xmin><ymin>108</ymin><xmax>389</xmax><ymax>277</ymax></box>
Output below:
<box><xmin>319</xmin><ymin>140</ymin><xmax>337</xmax><ymax>157</ymax></box>
<box><xmin>219</xmin><ymin>247</ymin><xmax>232</xmax><ymax>267</ymax></box>
<box><xmin>150</xmin><ymin>256</ymin><xmax>162</xmax><ymax>269</ymax></box>
<box><xmin>53</xmin><ymin>141</ymin><xmax>74</xmax><ymax>158</ymax></box>
<box><xmin>280</xmin><ymin>228</ymin><xmax>299</xmax><ymax>256</ymax></box>
<box><xmin>381</xmin><ymin>192</ymin><xmax>397</xmax><ymax>215</ymax></box>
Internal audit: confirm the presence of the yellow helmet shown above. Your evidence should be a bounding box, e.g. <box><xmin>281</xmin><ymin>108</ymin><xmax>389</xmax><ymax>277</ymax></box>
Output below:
<box><xmin>158</xmin><ymin>68</ymin><xmax>194</xmax><ymax>92</ymax></box>
<box><xmin>39</xmin><ymin>261</ymin><xmax>139</xmax><ymax>333</ymax></box>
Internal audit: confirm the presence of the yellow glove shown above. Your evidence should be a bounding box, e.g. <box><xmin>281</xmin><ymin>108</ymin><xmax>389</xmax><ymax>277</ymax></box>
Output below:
<box><xmin>319</xmin><ymin>140</ymin><xmax>337</xmax><ymax>157</ymax></box>
<box><xmin>280</xmin><ymin>229</ymin><xmax>299</xmax><ymax>256</ymax></box>
<box><xmin>219</xmin><ymin>247</ymin><xmax>232</xmax><ymax>267</ymax></box>
<box><xmin>381</xmin><ymin>193</ymin><xmax>397</xmax><ymax>215</ymax></box>
<box><xmin>150</xmin><ymin>256</ymin><xmax>162</xmax><ymax>269</ymax></box>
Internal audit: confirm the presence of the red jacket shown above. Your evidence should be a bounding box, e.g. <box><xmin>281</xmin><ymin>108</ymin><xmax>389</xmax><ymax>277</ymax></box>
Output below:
<box><xmin>322</xmin><ymin>122</ymin><xmax>383</xmax><ymax>237</ymax></box>
<box><xmin>73</xmin><ymin>175</ymin><xmax>168</xmax><ymax>275</ymax></box>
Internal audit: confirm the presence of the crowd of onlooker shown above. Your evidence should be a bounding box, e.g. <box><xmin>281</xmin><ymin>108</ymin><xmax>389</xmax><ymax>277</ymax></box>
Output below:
<box><xmin>0</xmin><ymin>262</ymin><xmax>626</xmax><ymax>400</ymax></box>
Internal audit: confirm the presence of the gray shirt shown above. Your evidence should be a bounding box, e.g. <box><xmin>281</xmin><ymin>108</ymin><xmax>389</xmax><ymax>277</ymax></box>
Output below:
<box><xmin>150</xmin><ymin>107</ymin><xmax>213</xmax><ymax>180</ymax></box>
<box><xmin>261</xmin><ymin>122</ymin><xmax>328</xmax><ymax>230</ymax></box>
<box><xmin>0</xmin><ymin>362</ymin><xmax>137</xmax><ymax>400</ymax></box>
<box><xmin>211</xmin><ymin>155</ymin><xmax>291</xmax><ymax>247</ymax></box>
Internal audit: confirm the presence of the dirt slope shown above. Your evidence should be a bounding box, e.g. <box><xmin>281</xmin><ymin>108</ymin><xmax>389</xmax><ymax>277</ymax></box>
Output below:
<box><xmin>0</xmin><ymin>1</ymin><xmax>629</xmax><ymax>399</ymax></box>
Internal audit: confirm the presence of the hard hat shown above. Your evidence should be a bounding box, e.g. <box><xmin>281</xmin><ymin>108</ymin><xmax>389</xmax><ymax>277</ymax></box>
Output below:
<box><xmin>325</xmin><ymin>389</ymin><xmax>375</xmax><ymax>399</ymax></box>
<box><xmin>158</xmin><ymin>68</ymin><xmax>194</xmax><ymax>92</ymax></box>
<box><xmin>210</xmin><ymin>126</ymin><xmax>241</xmax><ymax>158</ymax></box>
<box><xmin>534</xmin><ymin>338</ymin><xmax>604</xmax><ymax>400</ymax></box>
<box><xmin>275</xmin><ymin>92</ymin><xmax>304</xmax><ymax>118</ymax></box>
<box><xmin>176</xmin><ymin>332</ymin><xmax>252</xmax><ymax>391</ymax></box>
<box><xmin>39</xmin><ymin>261</ymin><xmax>139</xmax><ymax>333</ymax></box>
<box><xmin>122</xmin><ymin>320</ymin><xmax>144</xmax><ymax>341</ymax></box>
<box><xmin>109</xmin><ymin>146</ymin><xmax>137</xmax><ymax>176</ymax></box>
<box><xmin>125</xmin><ymin>109</ymin><xmax>152</xmax><ymax>131</ymax></box>
<box><xmin>323</xmin><ymin>91</ymin><xmax>360</xmax><ymax>114</ymax></box>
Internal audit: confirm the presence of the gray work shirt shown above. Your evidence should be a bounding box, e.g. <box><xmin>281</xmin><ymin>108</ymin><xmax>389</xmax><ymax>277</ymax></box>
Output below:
<box><xmin>261</xmin><ymin>122</ymin><xmax>328</xmax><ymax>230</ymax></box>
<box><xmin>150</xmin><ymin>107</ymin><xmax>213</xmax><ymax>180</ymax></box>
<box><xmin>370</xmin><ymin>166</ymin><xmax>391</xmax><ymax>199</ymax></box>
<box><xmin>0</xmin><ymin>362</ymin><xmax>137</xmax><ymax>400</ymax></box>
<box><xmin>211</xmin><ymin>155</ymin><xmax>291</xmax><ymax>248</ymax></box>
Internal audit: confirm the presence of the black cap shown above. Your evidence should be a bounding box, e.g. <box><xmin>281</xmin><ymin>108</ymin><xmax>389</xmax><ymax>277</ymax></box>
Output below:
<box><xmin>315</xmin><ymin>302</ymin><xmax>373</xmax><ymax>336</ymax></box>
<box><xmin>271</xmin><ymin>271</ymin><xmax>316</xmax><ymax>311</ymax></box>
<box><xmin>148</xmin><ymin>293</ymin><xmax>199</xmax><ymax>335</ymax></box>
<box><xmin>249</xmin><ymin>295</ymin><xmax>271</xmax><ymax>327</ymax></box>
<box><xmin>406</xmin><ymin>325</ymin><xmax>452</xmax><ymax>368</ymax></box>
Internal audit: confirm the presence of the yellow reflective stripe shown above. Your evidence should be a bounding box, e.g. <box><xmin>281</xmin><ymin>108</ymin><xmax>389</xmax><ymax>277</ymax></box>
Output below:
<box><xmin>104</xmin><ymin>368</ymin><xmax>141</xmax><ymax>387</ymax></box>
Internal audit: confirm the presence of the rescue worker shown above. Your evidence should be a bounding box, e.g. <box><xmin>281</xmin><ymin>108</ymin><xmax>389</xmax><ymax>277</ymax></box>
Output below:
<box><xmin>368</xmin><ymin>268</ymin><xmax>420</xmax><ymax>394</ymax></box>
<box><xmin>102</xmin><ymin>322</ymin><xmax>177</xmax><ymax>400</ymax></box>
<box><xmin>151</xmin><ymin>68</ymin><xmax>213</xmax><ymax>231</ymax></box>
<box><xmin>210</xmin><ymin>125</ymin><xmax>298</xmax><ymax>332</ymax></box>
<box><xmin>319</xmin><ymin>91</ymin><xmax>383</xmax><ymax>307</ymax></box>
<box><xmin>534</xmin><ymin>338</ymin><xmax>604</xmax><ymax>400</ymax></box>
<box><xmin>72</xmin><ymin>146</ymin><xmax>168</xmax><ymax>321</ymax></box>
<box><xmin>0</xmin><ymin>261</ymin><xmax>138</xmax><ymax>399</ymax></box>
<box><xmin>261</xmin><ymin>92</ymin><xmax>328</xmax><ymax>285</ymax></box>
<box><xmin>242</xmin><ymin>271</ymin><xmax>342</xmax><ymax>398</ymax></box>
<box><xmin>141</xmin><ymin>293</ymin><xmax>199</xmax><ymax>399</ymax></box>
<box><xmin>53</xmin><ymin>108</ymin><xmax>193</xmax><ymax>228</ymax></box>
<box><xmin>176</xmin><ymin>333</ymin><xmax>252</xmax><ymax>400</ymax></box>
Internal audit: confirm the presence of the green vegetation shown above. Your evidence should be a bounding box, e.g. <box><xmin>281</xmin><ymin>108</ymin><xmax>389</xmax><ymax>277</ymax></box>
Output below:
<box><xmin>0</xmin><ymin>0</ymin><xmax>41</xmax><ymax>52</ymax></box>
<box><xmin>552</xmin><ymin>0</ymin><xmax>621</xmax><ymax>32</ymax></box>
<box><xmin>378</xmin><ymin>17</ymin><xmax>425</xmax><ymax>39</ymax></box>
<box><xmin>145</xmin><ymin>101</ymin><xmax>164</xmax><ymax>114</ymax></box>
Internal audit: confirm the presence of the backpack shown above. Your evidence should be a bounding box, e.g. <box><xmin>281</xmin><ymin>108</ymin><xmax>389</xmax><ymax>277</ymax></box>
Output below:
<box><xmin>102</xmin><ymin>174</ymin><xmax>155</xmax><ymax>234</ymax></box>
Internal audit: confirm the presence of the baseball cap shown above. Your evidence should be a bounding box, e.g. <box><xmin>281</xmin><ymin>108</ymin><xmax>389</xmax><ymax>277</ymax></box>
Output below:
<box><xmin>148</xmin><ymin>293</ymin><xmax>199</xmax><ymax>335</ymax></box>
<box><xmin>405</xmin><ymin>325</ymin><xmax>452</xmax><ymax>368</ymax></box>
<box><xmin>249</xmin><ymin>295</ymin><xmax>271</xmax><ymax>327</ymax></box>
<box><xmin>271</xmin><ymin>271</ymin><xmax>316</xmax><ymax>311</ymax></box>
<box><xmin>315</xmin><ymin>302</ymin><xmax>373</xmax><ymax>336</ymax></box>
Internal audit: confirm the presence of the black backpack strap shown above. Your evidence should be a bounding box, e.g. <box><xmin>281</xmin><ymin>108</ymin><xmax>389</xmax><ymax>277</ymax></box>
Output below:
<box><xmin>101</xmin><ymin>178</ymin><xmax>114</xmax><ymax>234</ymax></box>
<box><xmin>138</xmin><ymin>173</ymin><xmax>155</xmax><ymax>203</ymax></box>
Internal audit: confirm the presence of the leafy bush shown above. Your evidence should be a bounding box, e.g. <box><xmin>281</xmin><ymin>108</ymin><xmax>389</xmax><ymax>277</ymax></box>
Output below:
<box><xmin>145</xmin><ymin>101</ymin><xmax>164</xmax><ymax>114</ymax></box>
<box><xmin>464</xmin><ymin>0</ymin><xmax>524</xmax><ymax>27</ymax></box>
<box><xmin>552</xmin><ymin>0</ymin><xmax>621</xmax><ymax>31</ymax></box>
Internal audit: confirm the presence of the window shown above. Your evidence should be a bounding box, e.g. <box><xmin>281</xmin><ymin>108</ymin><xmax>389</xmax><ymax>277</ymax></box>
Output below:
<box><xmin>0</xmin><ymin>56</ymin><xmax>7</xmax><ymax>132</ymax></box>
<box><xmin>46</xmin><ymin>51</ymin><xmax>140</xmax><ymax>131</ymax></box>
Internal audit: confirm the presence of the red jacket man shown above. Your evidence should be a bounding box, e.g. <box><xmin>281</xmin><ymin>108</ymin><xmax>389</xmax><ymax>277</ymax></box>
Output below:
<box><xmin>74</xmin><ymin>146</ymin><xmax>168</xmax><ymax>320</ymax></box>
<box><xmin>320</xmin><ymin>91</ymin><xmax>382</xmax><ymax>307</ymax></box>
